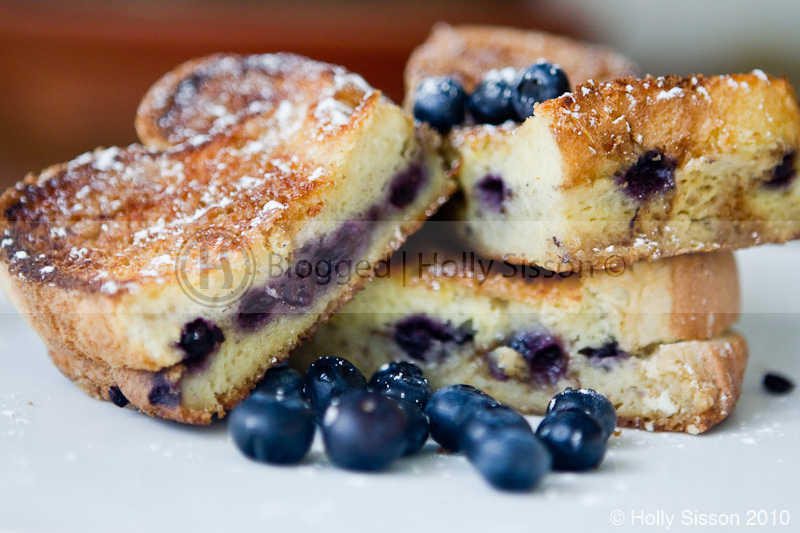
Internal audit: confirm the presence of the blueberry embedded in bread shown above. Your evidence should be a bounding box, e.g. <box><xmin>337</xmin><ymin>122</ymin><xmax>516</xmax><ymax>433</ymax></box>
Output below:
<box><xmin>290</xmin><ymin>242</ymin><xmax>746</xmax><ymax>434</ymax></box>
<box><xmin>0</xmin><ymin>53</ymin><xmax>454</xmax><ymax>424</ymax></box>
<box><xmin>406</xmin><ymin>24</ymin><xmax>800</xmax><ymax>269</ymax></box>
<box><xmin>450</xmin><ymin>73</ymin><xmax>800</xmax><ymax>269</ymax></box>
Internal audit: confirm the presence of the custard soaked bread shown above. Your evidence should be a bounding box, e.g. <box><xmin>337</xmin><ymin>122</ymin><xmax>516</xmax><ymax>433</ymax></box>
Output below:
<box><xmin>0</xmin><ymin>53</ymin><xmax>453</xmax><ymax>423</ymax></box>
<box><xmin>292</xmin><ymin>236</ymin><xmax>746</xmax><ymax>434</ymax></box>
<box><xmin>406</xmin><ymin>25</ymin><xmax>800</xmax><ymax>270</ymax></box>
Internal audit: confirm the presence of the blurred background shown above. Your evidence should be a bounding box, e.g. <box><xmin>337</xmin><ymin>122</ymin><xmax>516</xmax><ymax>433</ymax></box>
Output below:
<box><xmin>1</xmin><ymin>0</ymin><xmax>799</xmax><ymax>188</ymax></box>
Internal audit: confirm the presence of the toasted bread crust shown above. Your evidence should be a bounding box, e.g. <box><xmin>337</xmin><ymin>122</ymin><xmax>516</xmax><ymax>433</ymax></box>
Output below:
<box><xmin>534</xmin><ymin>73</ymin><xmax>800</xmax><ymax>190</ymax></box>
<box><xmin>403</xmin><ymin>23</ymin><xmax>638</xmax><ymax>109</ymax></box>
<box><xmin>448</xmin><ymin>72</ymin><xmax>800</xmax><ymax>269</ymax></box>
<box><xmin>617</xmin><ymin>331</ymin><xmax>748</xmax><ymax>434</ymax></box>
<box><xmin>41</xmin><ymin>224</ymin><xmax>425</xmax><ymax>424</ymax></box>
<box><xmin>0</xmin><ymin>53</ymin><xmax>454</xmax><ymax>423</ymax></box>
<box><xmin>395</xmin><ymin>244</ymin><xmax>739</xmax><ymax>342</ymax></box>
<box><xmin>136</xmin><ymin>53</ymin><xmax>378</xmax><ymax>149</ymax></box>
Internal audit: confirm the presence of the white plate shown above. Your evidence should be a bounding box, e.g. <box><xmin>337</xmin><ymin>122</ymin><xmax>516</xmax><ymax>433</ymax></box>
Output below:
<box><xmin>2</xmin><ymin>244</ymin><xmax>799</xmax><ymax>533</ymax></box>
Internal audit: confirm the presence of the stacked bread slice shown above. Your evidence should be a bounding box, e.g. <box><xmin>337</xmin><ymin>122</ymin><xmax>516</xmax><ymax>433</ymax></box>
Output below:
<box><xmin>292</xmin><ymin>24</ymin><xmax>800</xmax><ymax>433</ymax></box>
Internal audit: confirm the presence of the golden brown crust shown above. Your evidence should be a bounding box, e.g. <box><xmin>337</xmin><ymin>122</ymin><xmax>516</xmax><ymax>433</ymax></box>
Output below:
<box><xmin>449</xmin><ymin>71</ymin><xmax>800</xmax><ymax>270</ymax></box>
<box><xmin>136</xmin><ymin>53</ymin><xmax>378</xmax><ymax>149</ymax></box>
<box><xmin>40</xmin><ymin>213</ymin><xmax>433</xmax><ymax>424</ymax></box>
<box><xmin>617</xmin><ymin>331</ymin><xmax>748</xmax><ymax>434</ymax></box>
<box><xmin>0</xmin><ymin>53</ymin><xmax>454</xmax><ymax>423</ymax></box>
<box><xmin>403</xmin><ymin>23</ymin><xmax>638</xmax><ymax>109</ymax></box>
<box><xmin>535</xmin><ymin>73</ymin><xmax>800</xmax><ymax>190</ymax></box>
<box><xmin>1</xmin><ymin>54</ymin><xmax>385</xmax><ymax>292</ymax></box>
<box><xmin>669</xmin><ymin>252</ymin><xmax>740</xmax><ymax>340</ymax></box>
<box><xmin>391</xmin><ymin>239</ymin><xmax>739</xmax><ymax>341</ymax></box>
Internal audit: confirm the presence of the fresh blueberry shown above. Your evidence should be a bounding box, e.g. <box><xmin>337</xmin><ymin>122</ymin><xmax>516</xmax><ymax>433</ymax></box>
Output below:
<box><xmin>228</xmin><ymin>396</ymin><xmax>315</xmax><ymax>465</ymax></box>
<box><xmin>547</xmin><ymin>387</ymin><xmax>617</xmax><ymax>438</ymax></box>
<box><xmin>512</xmin><ymin>62</ymin><xmax>570</xmax><ymax>120</ymax></box>
<box><xmin>459</xmin><ymin>403</ymin><xmax>532</xmax><ymax>455</ymax></box>
<box><xmin>424</xmin><ymin>384</ymin><xmax>498</xmax><ymax>451</ymax></box>
<box><xmin>396</xmin><ymin>398</ymin><xmax>430</xmax><ymax>456</ymax></box>
<box><xmin>252</xmin><ymin>366</ymin><xmax>304</xmax><ymax>400</ymax></box>
<box><xmin>467</xmin><ymin>427</ymin><xmax>552</xmax><ymax>491</ymax></box>
<box><xmin>369</xmin><ymin>361</ymin><xmax>432</xmax><ymax>409</ymax></box>
<box><xmin>536</xmin><ymin>409</ymin><xmax>607</xmax><ymax>471</ymax></box>
<box><xmin>467</xmin><ymin>70</ymin><xmax>517</xmax><ymax>125</ymax></box>
<box><xmin>413</xmin><ymin>76</ymin><xmax>467</xmax><ymax>133</ymax></box>
<box><xmin>370</xmin><ymin>361</ymin><xmax>425</xmax><ymax>382</ymax></box>
<box><xmin>763</xmin><ymin>372</ymin><xmax>795</xmax><ymax>394</ymax></box>
<box><xmin>303</xmin><ymin>357</ymin><xmax>367</xmax><ymax>419</ymax></box>
<box><xmin>321</xmin><ymin>390</ymin><xmax>408</xmax><ymax>471</ymax></box>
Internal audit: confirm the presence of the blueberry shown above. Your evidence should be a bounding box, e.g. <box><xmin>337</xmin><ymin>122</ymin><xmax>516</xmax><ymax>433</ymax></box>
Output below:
<box><xmin>107</xmin><ymin>386</ymin><xmax>129</xmax><ymax>408</ymax></box>
<box><xmin>508</xmin><ymin>331</ymin><xmax>567</xmax><ymax>386</ymax></box>
<box><xmin>413</xmin><ymin>76</ymin><xmax>467</xmax><ymax>133</ymax></box>
<box><xmin>764</xmin><ymin>151</ymin><xmax>797</xmax><ymax>188</ymax></box>
<box><xmin>369</xmin><ymin>361</ymin><xmax>432</xmax><ymax>409</ymax></box>
<box><xmin>393</xmin><ymin>315</ymin><xmax>474</xmax><ymax>363</ymax></box>
<box><xmin>616</xmin><ymin>149</ymin><xmax>676</xmax><ymax>201</ymax></box>
<box><xmin>467</xmin><ymin>428</ymin><xmax>552</xmax><ymax>491</ymax></box>
<box><xmin>424</xmin><ymin>384</ymin><xmax>498</xmax><ymax>451</ymax></box>
<box><xmin>578</xmin><ymin>341</ymin><xmax>627</xmax><ymax>360</ymax></box>
<box><xmin>474</xmin><ymin>174</ymin><xmax>508</xmax><ymax>213</ymax></box>
<box><xmin>467</xmin><ymin>70</ymin><xmax>517</xmax><ymax>125</ymax></box>
<box><xmin>763</xmin><ymin>372</ymin><xmax>795</xmax><ymax>394</ymax></box>
<box><xmin>536</xmin><ymin>409</ymin><xmax>607</xmax><ymax>471</ymax></box>
<box><xmin>228</xmin><ymin>396</ymin><xmax>315</xmax><ymax>465</ymax></box>
<box><xmin>512</xmin><ymin>62</ymin><xmax>570</xmax><ymax>120</ymax></box>
<box><xmin>389</xmin><ymin>163</ymin><xmax>427</xmax><ymax>209</ymax></box>
<box><xmin>459</xmin><ymin>403</ymin><xmax>532</xmax><ymax>455</ymax></box>
<box><xmin>303</xmin><ymin>357</ymin><xmax>367</xmax><ymax>419</ymax></box>
<box><xmin>547</xmin><ymin>387</ymin><xmax>617</xmax><ymax>438</ymax></box>
<box><xmin>370</xmin><ymin>361</ymin><xmax>425</xmax><ymax>383</ymax></box>
<box><xmin>178</xmin><ymin>318</ymin><xmax>225</xmax><ymax>361</ymax></box>
<box><xmin>395</xmin><ymin>398</ymin><xmax>430</xmax><ymax>456</ymax></box>
<box><xmin>252</xmin><ymin>366</ymin><xmax>304</xmax><ymax>400</ymax></box>
<box><xmin>321</xmin><ymin>390</ymin><xmax>408</xmax><ymax>471</ymax></box>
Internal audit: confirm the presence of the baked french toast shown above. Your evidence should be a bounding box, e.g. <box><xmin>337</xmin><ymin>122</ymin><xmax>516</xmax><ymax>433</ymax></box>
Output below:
<box><xmin>291</xmin><ymin>232</ymin><xmax>746</xmax><ymax>434</ymax></box>
<box><xmin>0</xmin><ymin>53</ymin><xmax>453</xmax><ymax>423</ymax></box>
<box><xmin>450</xmin><ymin>73</ymin><xmax>800</xmax><ymax>270</ymax></box>
<box><xmin>405</xmin><ymin>25</ymin><xmax>800</xmax><ymax>270</ymax></box>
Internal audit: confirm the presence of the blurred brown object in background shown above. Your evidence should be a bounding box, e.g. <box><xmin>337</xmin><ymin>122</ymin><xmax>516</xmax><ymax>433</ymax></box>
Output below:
<box><xmin>0</xmin><ymin>0</ymin><xmax>581</xmax><ymax>188</ymax></box>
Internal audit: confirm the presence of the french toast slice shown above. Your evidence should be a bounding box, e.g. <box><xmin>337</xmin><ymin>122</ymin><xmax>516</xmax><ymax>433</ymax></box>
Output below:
<box><xmin>405</xmin><ymin>25</ymin><xmax>800</xmax><ymax>270</ymax></box>
<box><xmin>0</xmin><ymin>53</ymin><xmax>453</xmax><ymax>424</ymax></box>
<box><xmin>450</xmin><ymin>73</ymin><xmax>800</xmax><ymax>270</ymax></box>
<box><xmin>291</xmin><ymin>234</ymin><xmax>746</xmax><ymax>434</ymax></box>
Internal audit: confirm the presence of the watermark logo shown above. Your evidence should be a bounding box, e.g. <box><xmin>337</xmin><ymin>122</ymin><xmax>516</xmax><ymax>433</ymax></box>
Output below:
<box><xmin>176</xmin><ymin>227</ymin><xmax>256</xmax><ymax>307</ymax></box>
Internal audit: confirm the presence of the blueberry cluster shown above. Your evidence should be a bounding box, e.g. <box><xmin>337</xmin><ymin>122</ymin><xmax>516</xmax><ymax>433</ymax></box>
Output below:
<box><xmin>425</xmin><ymin>384</ymin><xmax>616</xmax><ymax>490</ymax></box>
<box><xmin>228</xmin><ymin>358</ymin><xmax>431</xmax><ymax>471</ymax></box>
<box><xmin>228</xmin><ymin>358</ymin><xmax>617</xmax><ymax>493</ymax></box>
<box><xmin>413</xmin><ymin>62</ymin><xmax>570</xmax><ymax>132</ymax></box>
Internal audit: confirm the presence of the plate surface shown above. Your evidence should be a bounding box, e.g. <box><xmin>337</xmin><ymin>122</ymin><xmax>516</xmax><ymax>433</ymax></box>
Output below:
<box><xmin>1</xmin><ymin>243</ymin><xmax>798</xmax><ymax>533</ymax></box>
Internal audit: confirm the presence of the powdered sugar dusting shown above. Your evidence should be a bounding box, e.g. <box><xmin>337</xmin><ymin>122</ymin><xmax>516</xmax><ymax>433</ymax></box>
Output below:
<box><xmin>2</xmin><ymin>53</ymin><xmax>378</xmax><ymax>291</ymax></box>
<box><xmin>656</xmin><ymin>87</ymin><xmax>684</xmax><ymax>101</ymax></box>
